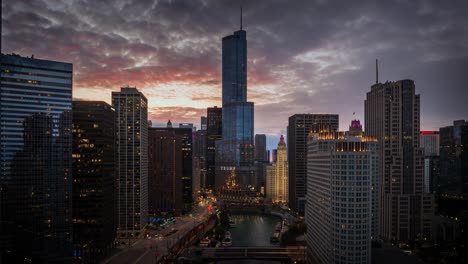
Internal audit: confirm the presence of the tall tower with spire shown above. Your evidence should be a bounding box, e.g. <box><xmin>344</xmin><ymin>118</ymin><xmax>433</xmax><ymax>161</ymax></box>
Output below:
<box><xmin>215</xmin><ymin>8</ymin><xmax>255</xmax><ymax>189</ymax></box>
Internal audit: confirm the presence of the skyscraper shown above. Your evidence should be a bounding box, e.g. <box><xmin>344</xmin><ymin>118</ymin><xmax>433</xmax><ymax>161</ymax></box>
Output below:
<box><xmin>420</xmin><ymin>131</ymin><xmax>440</xmax><ymax>194</ymax></box>
<box><xmin>215</xmin><ymin>13</ymin><xmax>255</xmax><ymax>189</ymax></box>
<box><xmin>174</xmin><ymin>126</ymin><xmax>193</xmax><ymax>209</ymax></box>
<box><xmin>201</xmin><ymin>116</ymin><xmax>207</xmax><ymax>131</ymax></box>
<box><xmin>206</xmin><ymin>106</ymin><xmax>222</xmax><ymax>189</ymax></box>
<box><xmin>439</xmin><ymin>120</ymin><xmax>468</xmax><ymax>197</ymax></box>
<box><xmin>255</xmin><ymin>134</ymin><xmax>268</xmax><ymax>189</ymax></box>
<box><xmin>0</xmin><ymin>54</ymin><xmax>73</xmax><ymax>263</ymax></box>
<box><xmin>112</xmin><ymin>87</ymin><xmax>148</xmax><ymax>239</ymax></box>
<box><xmin>72</xmin><ymin>101</ymin><xmax>116</xmax><ymax>262</ymax></box>
<box><xmin>148</xmin><ymin>128</ymin><xmax>183</xmax><ymax>215</ymax></box>
<box><xmin>420</xmin><ymin>131</ymin><xmax>440</xmax><ymax>157</ymax></box>
<box><xmin>365</xmin><ymin>79</ymin><xmax>433</xmax><ymax>242</ymax></box>
<box><xmin>193</xmin><ymin>129</ymin><xmax>207</xmax><ymax>192</ymax></box>
<box><xmin>287</xmin><ymin>114</ymin><xmax>339</xmax><ymax>213</ymax></box>
<box><xmin>266</xmin><ymin>135</ymin><xmax>288</xmax><ymax>203</ymax></box>
<box><xmin>306</xmin><ymin>132</ymin><xmax>378</xmax><ymax>264</ymax></box>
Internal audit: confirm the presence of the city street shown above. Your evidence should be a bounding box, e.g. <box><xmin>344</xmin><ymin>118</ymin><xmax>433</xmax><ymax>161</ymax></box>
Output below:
<box><xmin>102</xmin><ymin>196</ymin><xmax>214</xmax><ymax>264</ymax></box>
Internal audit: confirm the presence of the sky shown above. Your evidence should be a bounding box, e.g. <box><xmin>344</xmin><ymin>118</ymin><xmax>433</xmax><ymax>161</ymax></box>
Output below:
<box><xmin>3</xmin><ymin>0</ymin><xmax>468</xmax><ymax>150</ymax></box>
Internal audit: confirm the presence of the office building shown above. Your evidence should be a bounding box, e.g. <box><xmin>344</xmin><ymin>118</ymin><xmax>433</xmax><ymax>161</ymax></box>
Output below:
<box><xmin>148</xmin><ymin>128</ymin><xmax>183</xmax><ymax>215</ymax></box>
<box><xmin>365</xmin><ymin>79</ymin><xmax>432</xmax><ymax>242</ymax></box>
<box><xmin>215</xmin><ymin>15</ymin><xmax>255</xmax><ymax>190</ymax></box>
<box><xmin>112</xmin><ymin>87</ymin><xmax>148</xmax><ymax>238</ymax></box>
<box><xmin>306</xmin><ymin>132</ymin><xmax>378</xmax><ymax>264</ymax></box>
<box><xmin>201</xmin><ymin>116</ymin><xmax>207</xmax><ymax>131</ymax></box>
<box><xmin>287</xmin><ymin>114</ymin><xmax>339</xmax><ymax>213</ymax></box>
<box><xmin>420</xmin><ymin>131</ymin><xmax>440</xmax><ymax>157</ymax></box>
<box><xmin>0</xmin><ymin>54</ymin><xmax>73</xmax><ymax>263</ymax></box>
<box><xmin>193</xmin><ymin>129</ymin><xmax>207</xmax><ymax>192</ymax></box>
<box><xmin>265</xmin><ymin>135</ymin><xmax>288</xmax><ymax>203</ymax></box>
<box><xmin>206</xmin><ymin>107</ymin><xmax>222</xmax><ymax>189</ymax></box>
<box><xmin>255</xmin><ymin>134</ymin><xmax>268</xmax><ymax>190</ymax></box>
<box><xmin>72</xmin><ymin>101</ymin><xmax>116</xmax><ymax>262</ymax></box>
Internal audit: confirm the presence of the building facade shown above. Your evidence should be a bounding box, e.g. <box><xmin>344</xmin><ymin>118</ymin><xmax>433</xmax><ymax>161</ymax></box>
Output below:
<box><xmin>255</xmin><ymin>134</ymin><xmax>268</xmax><ymax>190</ymax></box>
<box><xmin>0</xmin><ymin>54</ymin><xmax>73</xmax><ymax>263</ymax></box>
<box><xmin>72</xmin><ymin>101</ymin><xmax>116</xmax><ymax>262</ymax></box>
<box><xmin>365</xmin><ymin>79</ymin><xmax>433</xmax><ymax>242</ymax></box>
<box><xmin>420</xmin><ymin>131</ymin><xmax>440</xmax><ymax>157</ymax></box>
<box><xmin>287</xmin><ymin>114</ymin><xmax>339</xmax><ymax>213</ymax></box>
<box><xmin>193</xmin><ymin>129</ymin><xmax>207</xmax><ymax>192</ymax></box>
<box><xmin>215</xmin><ymin>23</ymin><xmax>255</xmax><ymax>190</ymax></box>
<box><xmin>266</xmin><ymin>135</ymin><xmax>288</xmax><ymax>203</ymax></box>
<box><xmin>148</xmin><ymin>128</ymin><xmax>183</xmax><ymax>215</ymax></box>
<box><xmin>206</xmin><ymin>106</ymin><xmax>222</xmax><ymax>190</ymax></box>
<box><xmin>112</xmin><ymin>87</ymin><xmax>148</xmax><ymax>239</ymax></box>
<box><xmin>306</xmin><ymin>132</ymin><xmax>378</xmax><ymax>264</ymax></box>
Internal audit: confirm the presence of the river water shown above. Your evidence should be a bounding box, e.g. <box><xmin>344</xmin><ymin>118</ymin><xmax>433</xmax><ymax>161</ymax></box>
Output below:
<box><xmin>222</xmin><ymin>213</ymin><xmax>282</xmax><ymax>263</ymax></box>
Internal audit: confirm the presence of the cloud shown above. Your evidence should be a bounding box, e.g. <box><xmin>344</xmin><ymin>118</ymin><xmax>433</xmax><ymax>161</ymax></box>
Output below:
<box><xmin>3</xmin><ymin>0</ymin><xmax>468</xmax><ymax>150</ymax></box>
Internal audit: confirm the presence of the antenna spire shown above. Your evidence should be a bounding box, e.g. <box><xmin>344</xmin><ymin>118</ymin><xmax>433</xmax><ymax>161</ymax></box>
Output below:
<box><xmin>240</xmin><ymin>6</ymin><xmax>243</xmax><ymax>30</ymax></box>
<box><xmin>376</xmin><ymin>59</ymin><xmax>379</xmax><ymax>84</ymax></box>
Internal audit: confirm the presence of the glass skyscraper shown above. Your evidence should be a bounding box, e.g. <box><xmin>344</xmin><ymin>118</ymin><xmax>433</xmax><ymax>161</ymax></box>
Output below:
<box><xmin>215</xmin><ymin>25</ymin><xmax>255</xmax><ymax>190</ymax></box>
<box><xmin>0</xmin><ymin>54</ymin><xmax>73</xmax><ymax>263</ymax></box>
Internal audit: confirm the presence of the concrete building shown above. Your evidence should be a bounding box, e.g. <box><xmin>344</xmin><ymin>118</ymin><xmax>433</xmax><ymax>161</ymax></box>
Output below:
<box><xmin>255</xmin><ymin>134</ymin><xmax>268</xmax><ymax>190</ymax></box>
<box><xmin>266</xmin><ymin>135</ymin><xmax>288</xmax><ymax>203</ymax></box>
<box><xmin>287</xmin><ymin>114</ymin><xmax>339</xmax><ymax>213</ymax></box>
<box><xmin>420</xmin><ymin>131</ymin><xmax>440</xmax><ymax>157</ymax></box>
<box><xmin>72</xmin><ymin>101</ymin><xmax>116</xmax><ymax>262</ymax></box>
<box><xmin>0</xmin><ymin>54</ymin><xmax>73</xmax><ymax>263</ymax></box>
<box><xmin>148</xmin><ymin>128</ymin><xmax>183</xmax><ymax>215</ymax></box>
<box><xmin>365</xmin><ymin>79</ymin><xmax>432</xmax><ymax>242</ymax></box>
<box><xmin>112</xmin><ymin>87</ymin><xmax>148</xmax><ymax>239</ymax></box>
<box><xmin>206</xmin><ymin>106</ymin><xmax>222</xmax><ymax>190</ymax></box>
<box><xmin>306</xmin><ymin>132</ymin><xmax>378</xmax><ymax>264</ymax></box>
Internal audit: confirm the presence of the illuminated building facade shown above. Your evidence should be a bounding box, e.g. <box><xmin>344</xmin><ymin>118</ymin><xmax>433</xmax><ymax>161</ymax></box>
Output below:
<box><xmin>215</xmin><ymin>20</ymin><xmax>255</xmax><ymax>190</ymax></box>
<box><xmin>306</xmin><ymin>132</ymin><xmax>378</xmax><ymax>264</ymax></box>
<box><xmin>0</xmin><ymin>54</ymin><xmax>73</xmax><ymax>263</ymax></box>
<box><xmin>112</xmin><ymin>87</ymin><xmax>148</xmax><ymax>238</ymax></box>
<box><xmin>365</xmin><ymin>79</ymin><xmax>433</xmax><ymax>242</ymax></box>
<box><xmin>72</xmin><ymin>101</ymin><xmax>116</xmax><ymax>262</ymax></box>
<box><xmin>266</xmin><ymin>135</ymin><xmax>288</xmax><ymax>203</ymax></box>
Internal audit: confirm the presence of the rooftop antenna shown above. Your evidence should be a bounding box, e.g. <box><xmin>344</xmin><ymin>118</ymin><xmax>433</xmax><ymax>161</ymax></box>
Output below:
<box><xmin>376</xmin><ymin>59</ymin><xmax>379</xmax><ymax>84</ymax></box>
<box><xmin>240</xmin><ymin>6</ymin><xmax>243</xmax><ymax>30</ymax></box>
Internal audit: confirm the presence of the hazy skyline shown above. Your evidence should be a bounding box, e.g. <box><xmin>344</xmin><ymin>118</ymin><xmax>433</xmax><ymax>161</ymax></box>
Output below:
<box><xmin>3</xmin><ymin>0</ymin><xmax>467</xmax><ymax>150</ymax></box>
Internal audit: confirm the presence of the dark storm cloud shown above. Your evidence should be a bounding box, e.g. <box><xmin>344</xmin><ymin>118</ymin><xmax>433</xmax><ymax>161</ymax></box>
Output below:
<box><xmin>3</xmin><ymin>0</ymin><xmax>467</xmax><ymax>149</ymax></box>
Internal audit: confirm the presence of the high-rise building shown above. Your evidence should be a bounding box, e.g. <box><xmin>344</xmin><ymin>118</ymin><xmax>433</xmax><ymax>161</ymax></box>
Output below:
<box><xmin>365</xmin><ymin>79</ymin><xmax>432</xmax><ymax>242</ymax></box>
<box><xmin>272</xmin><ymin>149</ymin><xmax>278</xmax><ymax>163</ymax></box>
<box><xmin>206</xmin><ymin>107</ymin><xmax>222</xmax><ymax>189</ymax></box>
<box><xmin>439</xmin><ymin>120</ymin><xmax>468</xmax><ymax>197</ymax></box>
<box><xmin>255</xmin><ymin>134</ymin><xmax>268</xmax><ymax>189</ymax></box>
<box><xmin>193</xmin><ymin>129</ymin><xmax>207</xmax><ymax>192</ymax></box>
<box><xmin>201</xmin><ymin>116</ymin><xmax>207</xmax><ymax>131</ymax></box>
<box><xmin>438</xmin><ymin>120</ymin><xmax>468</xmax><ymax>260</ymax></box>
<box><xmin>266</xmin><ymin>135</ymin><xmax>288</xmax><ymax>203</ymax></box>
<box><xmin>215</xmin><ymin>15</ymin><xmax>255</xmax><ymax>190</ymax></box>
<box><xmin>287</xmin><ymin>114</ymin><xmax>339</xmax><ymax>213</ymax></box>
<box><xmin>112</xmin><ymin>87</ymin><xmax>148</xmax><ymax>239</ymax></box>
<box><xmin>148</xmin><ymin>128</ymin><xmax>183</xmax><ymax>215</ymax></box>
<box><xmin>0</xmin><ymin>54</ymin><xmax>73</xmax><ymax>263</ymax></box>
<box><xmin>255</xmin><ymin>134</ymin><xmax>267</xmax><ymax>161</ymax></box>
<box><xmin>72</xmin><ymin>101</ymin><xmax>116</xmax><ymax>262</ymax></box>
<box><xmin>420</xmin><ymin>131</ymin><xmax>440</xmax><ymax>194</ymax></box>
<box><xmin>306</xmin><ymin>132</ymin><xmax>378</xmax><ymax>264</ymax></box>
<box><xmin>420</xmin><ymin>131</ymin><xmax>440</xmax><ymax>157</ymax></box>
<box><xmin>174</xmin><ymin>127</ymin><xmax>193</xmax><ymax>209</ymax></box>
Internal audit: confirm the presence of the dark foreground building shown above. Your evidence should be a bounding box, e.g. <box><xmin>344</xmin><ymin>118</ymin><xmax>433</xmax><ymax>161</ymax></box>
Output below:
<box><xmin>148</xmin><ymin>128</ymin><xmax>183</xmax><ymax>215</ymax></box>
<box><xmin>72</xmin><ymin>101</ymin><xmax>116</xmax><ymax>262</ymax></box>
<box><xmin>0</xmin><ymin>54</ymin><xmax>73</xmax><ymax>263</ymax></box>
<box><xmin>206</xmin><ymin>106</ymin><xmax>222</xmax><ymax>189</ymax></box>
